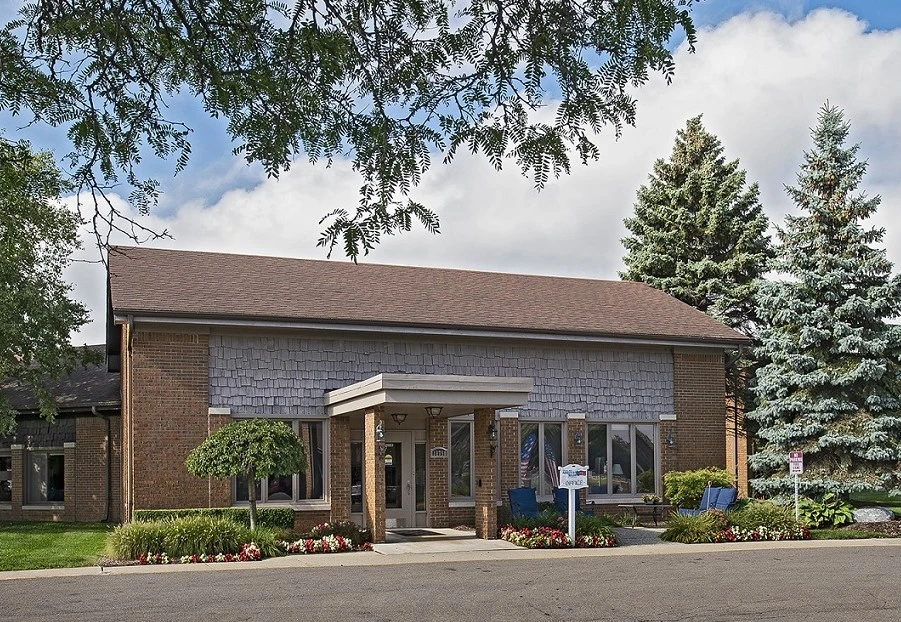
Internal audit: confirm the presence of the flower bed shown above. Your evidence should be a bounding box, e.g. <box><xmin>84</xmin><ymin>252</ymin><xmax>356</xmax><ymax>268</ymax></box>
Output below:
<box><xmin>280</xmin><ymin>534</ymin><xmax>372</xmax><ymax>554</ymax></box>
<box><xmin>138</xmin><ymin>543</ymin><xmax>263</xmax><ymax>565</ymax></box>
<box><xmin>500</xmin><ymin>526</ymin><xmax>617</xmax><ymax>549</ymax></box>
<box><xmin>712</xmin><ymin>525</ymin><xmax>811</xmax><ymax>542</ymax></box>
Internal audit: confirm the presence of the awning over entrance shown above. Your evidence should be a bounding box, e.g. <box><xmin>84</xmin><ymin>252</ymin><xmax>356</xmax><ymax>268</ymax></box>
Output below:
<box><xmin>324</xmin><ymin>373</ymin><xmax>533</xmax><ymax>418</ymax></box>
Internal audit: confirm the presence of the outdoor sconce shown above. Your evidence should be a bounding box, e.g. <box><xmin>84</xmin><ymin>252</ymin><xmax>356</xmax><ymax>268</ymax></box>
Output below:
<box><xmin>666</xmin><ymin>431</ymin><xmax>676</xmax><ymax>448</ymax></box>
<box><xmin>488</xmin><ymin>423</ymin><xmax>498</xmax><ymax>457</ymax></box>
<box><xmin>391</xmin><ymin>413</ymin><xmax>408</xmax><ymax>425</ymax></box>
<box><xmin>376</xmin><ymin>420</ymin><xmax>386</xmax><ymax>457</ymax></box>
<box><xmin>574</xmin><ymin>431</ymin><xmax>584</xmax><ymax>446</ymax></box>
<box><xmin>425</xmin><ymin>406</ymin><xmax>443</xmax><ymax>418</ymax></box>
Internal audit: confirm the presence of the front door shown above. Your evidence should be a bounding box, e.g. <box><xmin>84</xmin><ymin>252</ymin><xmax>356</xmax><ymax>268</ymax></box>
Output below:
<box><xmin>384</xmin><ymin>432</ymin><xmax>414</xmax><ymax>528</ymax></box>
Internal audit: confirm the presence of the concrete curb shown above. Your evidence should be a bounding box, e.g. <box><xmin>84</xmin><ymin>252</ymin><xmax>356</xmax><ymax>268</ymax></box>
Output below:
<box><xmin>3</xmin><ymin>534</ymin><xmax>901</xmax><ymax>582</ymax></box>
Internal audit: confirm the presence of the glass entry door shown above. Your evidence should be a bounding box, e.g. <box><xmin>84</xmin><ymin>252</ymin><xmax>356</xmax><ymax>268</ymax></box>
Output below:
<box><xmin>384</xmin><ymin>432</ymin><xmax>415</xmax><ymax>528</ymax></box>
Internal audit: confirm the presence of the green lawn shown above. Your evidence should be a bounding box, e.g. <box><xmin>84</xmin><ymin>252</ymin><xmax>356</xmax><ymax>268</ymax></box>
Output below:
<box><xmin>810</xmin><ymin>528</ymin><xmax>892</xmax><ymax>540</ymax></box>
<box><xmin>0</xmin><ymin>522</ymin><xmax>112</xmax><ymax>571</ymax></box>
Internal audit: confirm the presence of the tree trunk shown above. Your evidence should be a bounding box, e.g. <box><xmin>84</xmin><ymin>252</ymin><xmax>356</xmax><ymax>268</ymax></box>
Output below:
<box><xmin>247</xmin><ymin>464</ymin><xmax>258</xmax><ymax>531</ymax></box>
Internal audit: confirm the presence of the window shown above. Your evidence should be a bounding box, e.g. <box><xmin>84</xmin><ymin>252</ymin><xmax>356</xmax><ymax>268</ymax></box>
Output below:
<box><xmin>350</xmin><ymin>441</ymin><xmax>363</xmax><ymax>513</ymax></box>
<box><xmin>26</xmin><ymin>451</ymin><xmax>65</xmax><ymax>505</ymax></box>
<box><xmin>235</xmin><ymin>420</ymin><xmax>325</xmax><ymax>503</ymax></box>
<box><xmin>450</xmin><ymin>421</ymin><xmax>473</xmax><ymax>499</ymax></box>
<box><xmin>519</xmin><ymin>422</ymin><xmax>563</xmax><ymax>497</ymax></box>
<box><xmin>587</xmin><ymin>423</ymin><xmax>657</xmax><ymax>497</ymax></box>
<box><xmin>0</xmin><ymin>454</ymin><xmax>11</xmax><ymax>503</ymax></box>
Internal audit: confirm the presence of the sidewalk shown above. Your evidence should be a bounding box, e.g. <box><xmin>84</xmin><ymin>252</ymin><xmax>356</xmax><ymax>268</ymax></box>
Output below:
<box><xmin>3</xmin><ymin>529</ymin><xmax>900</xmax><ymax>581</ymax></box>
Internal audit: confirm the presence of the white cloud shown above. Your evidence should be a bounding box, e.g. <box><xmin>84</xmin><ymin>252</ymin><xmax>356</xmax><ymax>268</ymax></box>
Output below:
<box><xmin>67</xmin><ymin>8</ymin><xmax>901</xmax><ymax>345</ymax></box>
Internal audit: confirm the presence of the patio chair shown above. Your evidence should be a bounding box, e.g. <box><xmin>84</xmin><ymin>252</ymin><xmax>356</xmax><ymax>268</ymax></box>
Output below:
<box><xmin>677</xmin><ymin>484</ymin><xmax>722</xmax><ymax>517</ymax></box>
<box><xmin>552</xmin><ymin>487</ymin><xmax>594</xmax><ymax>516</ymax></box>
<box><xmin>710</xmin><ymin>487</ymin><xmax>738</xmax><ymax>511</ymax></box>
<box><xmin>508</xmin><ymin>487</ymin><xmax>539</xmax><ymax>518</ymax></box>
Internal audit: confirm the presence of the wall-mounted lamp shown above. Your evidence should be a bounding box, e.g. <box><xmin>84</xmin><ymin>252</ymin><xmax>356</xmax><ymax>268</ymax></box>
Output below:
<box><xmin>425</xmin><ymin>406</ymin><xmax>443</xmax><ymax>418</ymax></box>
<box><xmin>574</xmin><ymin>430</ymin><xmax>584</xmax><ymax>446</ymax></box>
<box><xmin>375</xmin><ymin>420</ymin><xmax>386</xmax><ymax>457</ymax></box>
<box><xmin>488</xmin><ymin>423</ymin><xmax>498</xmax><ymax>457</ymax></box>
<box><xmin>391</xmin><ymin>413</ymin><xmax>408</xmax><ymax>425</ymax></box>
<box><xmin>666</xmin><ymin>431</ymin><xmax>676</xmax><ymax>448</ymax></box>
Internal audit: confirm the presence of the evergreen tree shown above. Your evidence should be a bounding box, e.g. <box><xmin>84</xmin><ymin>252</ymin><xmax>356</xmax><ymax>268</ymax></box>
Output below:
<box><xmin>621</xmin><ymin>116</ymin><xmax>772</xmax><ymax>336</ymax></box>
<box><xmin>748</xmin><ymin>104</ymin><xmax>901</xmax><ymax>497</ymax></box>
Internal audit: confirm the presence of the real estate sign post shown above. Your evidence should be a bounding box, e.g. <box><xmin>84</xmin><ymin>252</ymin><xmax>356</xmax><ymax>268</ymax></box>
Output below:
<box><xmin>558</xmin><ymin>464</ymin><xmax>589</xmax><ymax>544</ymax></box>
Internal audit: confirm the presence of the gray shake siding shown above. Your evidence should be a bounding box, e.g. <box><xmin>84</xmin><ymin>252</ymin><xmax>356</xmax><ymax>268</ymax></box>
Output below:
<box><xmin>209</xmin><ymin>333</ymin><xmax>674</xmax><ymax>421</ymax></box>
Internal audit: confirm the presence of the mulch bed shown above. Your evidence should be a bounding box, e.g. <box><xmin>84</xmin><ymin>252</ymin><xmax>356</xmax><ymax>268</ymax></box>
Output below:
<box><xmin>838</xmin><ymin>520</ymin><xmax>901</xmax><ymax>536</ymax></box>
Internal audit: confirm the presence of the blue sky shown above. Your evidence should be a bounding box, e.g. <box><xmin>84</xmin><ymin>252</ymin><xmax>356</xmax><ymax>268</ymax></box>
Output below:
<box><xmin>3</xmin><ymin>2</ymin><xmax>901</xmax><ymax>344</ymax></box>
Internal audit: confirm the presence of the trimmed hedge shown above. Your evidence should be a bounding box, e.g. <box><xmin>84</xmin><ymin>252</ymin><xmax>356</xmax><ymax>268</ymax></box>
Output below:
<box><xmin>133</xmin><ymin>507</ymin><xmax>294</xmax><ymax>531</ymax></box>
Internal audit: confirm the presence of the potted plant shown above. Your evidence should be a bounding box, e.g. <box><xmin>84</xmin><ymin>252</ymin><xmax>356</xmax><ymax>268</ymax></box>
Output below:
<box><xmin>642</xmin><ymin>494</ymin><xmax>661</xmax><ymax>505</ymax></box>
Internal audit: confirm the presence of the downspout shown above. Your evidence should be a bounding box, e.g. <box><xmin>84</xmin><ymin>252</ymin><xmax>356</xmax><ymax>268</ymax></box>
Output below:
<box><xmin>725</xmin><ymin>345</ymin><xmax>746</xmax><ymax>489</ymax></box>
<box><xmin>91</xmin><ymin>406</ymin><xmax>112</xmax><ymax>523</ymax></box>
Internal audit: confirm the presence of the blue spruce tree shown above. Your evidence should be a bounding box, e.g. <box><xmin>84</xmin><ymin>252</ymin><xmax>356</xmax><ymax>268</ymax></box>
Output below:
<box><xmin>749</xmin><ymin>104</ymin><xmax>901</xmax><ymax>497</ymax></box>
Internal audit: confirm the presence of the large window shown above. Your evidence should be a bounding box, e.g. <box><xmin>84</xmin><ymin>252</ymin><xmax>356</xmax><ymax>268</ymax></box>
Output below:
<box><xmin>0</xmin><ymin>454</ymin><xmax>11</xmax><ymax>503</ymax></box>
<box><xmin>235</xmin><ymin>420</ymin><xmax>325</xmax><ymax>503</ymax></box>
<box><xmin>450</xmin><ymin>421</ymin><xmax>473</xmax><ymax>499</ymax></box>
<box><xmin>519</xmin><ymin>422</ymin><xmax>563</xmax><ymax>497</ymax></box>
<box><xmin>587</xmin><ymin>423</ymin><xmax>657</xmax><ymax>497</ymax></box>
<box><xmin>26</xmin><ymin>451</ymin><xmax>65</xmax><ymax>505</ymax></box>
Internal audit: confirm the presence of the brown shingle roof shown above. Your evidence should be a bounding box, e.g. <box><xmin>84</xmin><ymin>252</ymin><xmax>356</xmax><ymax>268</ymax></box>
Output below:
<box><xmin>107</xmin><ymin>246</ymin><xmax>748</xmax><ymax>346</ymax></box>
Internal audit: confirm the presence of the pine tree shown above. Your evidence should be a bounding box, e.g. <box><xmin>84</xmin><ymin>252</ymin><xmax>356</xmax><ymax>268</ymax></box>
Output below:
<box><xmin>748</xmin><ymin>104</ymin><xmax>901</xmax><ymax>497</ymax></box>
<box><xmin>621</xmin><ymin>116</ymin><xmax>772</xmax><ymax>336</ymax></box>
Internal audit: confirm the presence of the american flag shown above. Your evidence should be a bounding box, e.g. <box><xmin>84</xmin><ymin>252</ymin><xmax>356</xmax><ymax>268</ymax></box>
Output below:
<box><xmin>520</xmin><ymin>431</ymin><xmax>537</xmax><ymax>486</ymax></box>
<box><xmin>545</xmin><ymin>443</ymin><xmax>559</xmax><ymax>489</ymax></box>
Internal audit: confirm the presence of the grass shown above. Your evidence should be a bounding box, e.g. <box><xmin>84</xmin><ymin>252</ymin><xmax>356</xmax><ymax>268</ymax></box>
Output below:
<box><xmin>0</xmin><ymin>522</ymin><xmax>112</xmax><ymax>571</ymax></box>
<box><xmin>810</xmin><ymin>528</ymin><xmax>892</xmax><ymax>540</ymax></box>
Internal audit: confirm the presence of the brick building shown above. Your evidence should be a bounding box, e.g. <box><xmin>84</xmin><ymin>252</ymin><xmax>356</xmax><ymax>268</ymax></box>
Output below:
<box><xmin>0</xmin><ymin>346</ymin><xmax>122</xmax><ymax>523</ymax></box>
<box><xmin>102</xmin><ymin>246</ymin><xmax>747</xmax><ymax>541</ymax></box>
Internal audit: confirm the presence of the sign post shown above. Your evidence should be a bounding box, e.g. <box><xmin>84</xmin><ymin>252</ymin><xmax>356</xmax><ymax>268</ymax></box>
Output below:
<box><xmin>558</xmin><ymin>464</ymin><xmax>589</xmax><ymax>545</ymax></box>
<box><xmin>789</xmin><ymin>451</ymin><xmax>804</xmax><ymax>522</ymax></box>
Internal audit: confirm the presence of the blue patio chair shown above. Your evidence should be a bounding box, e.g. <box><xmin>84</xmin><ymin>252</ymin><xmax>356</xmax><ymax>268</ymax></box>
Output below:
<box><xmin>677</xmin><ymin>484</ymin><xmax>722</xmax><ymax>517</ymax></box>
<box><xmin>508</xmin><ymin>487</ymin><xmax>539</xmax><ymax>518</ymax></box>
<box><xmin>710</xmin><ymin>487</ymin><xmax>738</xmax><ymax>511</ymax></box>
<box><xmin>552</xmin><ymin>487</ymin><xmax>594</xmax><ymax>515</ymax></box>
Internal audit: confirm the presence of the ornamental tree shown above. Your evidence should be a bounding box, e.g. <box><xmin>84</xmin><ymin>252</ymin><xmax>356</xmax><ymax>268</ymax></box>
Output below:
<box><xmin>0</xmin><ymin>137</ymin><xmax>95</xmax><ymax>434</ymax></box>
<box><xmin>621</xmin><ymin>115</ymin><xmax>772</xmax><ymax>336</ymax></box>
<box><xmin>748</xmin><ymin>104</ymin><xmax>901</xmax><ymax>498</ymax></box>
<box><xmin>186</xmin><ymin>419</ymin><xmax>306</xmax><ymax>530</ymax></box>
<box><xmin>2</xmin><ymin>1</ymin><xmax>697</xmax><ymax>259</ymax></box>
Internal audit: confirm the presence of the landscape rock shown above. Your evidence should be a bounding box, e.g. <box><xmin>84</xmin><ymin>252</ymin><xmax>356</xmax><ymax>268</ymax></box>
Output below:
<box><xmin>852</xmin><ymin>507</ymin><xmax>896</xmax><ymax>523</ymax></box>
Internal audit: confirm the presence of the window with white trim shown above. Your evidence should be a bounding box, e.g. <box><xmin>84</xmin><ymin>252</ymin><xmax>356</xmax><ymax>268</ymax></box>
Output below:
<box><xmin>235</xmin><ymin>420</ymin><xmax>325</xmax><ymax>503</ymax></box>
<box><xmin>519</xmin><ymin>422</ymin><xmax>563</xmax><ymax>498</ymax></box>
<box><xmin>26</xmin><ymin>450</ymin><xmax>65</xmax><ymax>505</ymax></box>
<box><xmin>587</xmin><ymin>423</ymin><xmax>657</xmax><ymax>497</ymax></box>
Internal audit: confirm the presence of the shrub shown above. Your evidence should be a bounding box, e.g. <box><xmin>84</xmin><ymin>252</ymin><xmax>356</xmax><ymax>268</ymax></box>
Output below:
<box><xmin>508</xmin><ymin>510</ymin><xmax>562</xmax><ymax>530</ymax></box>
<box><xmin>306</xmin><ymin>521</ymin><xmax>372</xmax><ymax>546</ymax></box>
<box><xmin>728</xmin><ymin>500</ymin><xmax>799</xmax><ymax>532</ymax></box>
<box><xmin>797</xmin><ymin>492</ymin><xmax>855</xmax><ymax>528</ymax></box>
<box><xmin>663</xmin><ymin>467</ymin><xmax>734</xmax><ymax>508</ymax></box>
<box><xmin>108</xmin><ymin>516</ymin><xmax>281</xmax><ymax>559</ymax></box>
<box><xmin>660</xmin><ymin>512</ymin><xmax>720</xmax><ymax>544</ymax></box>
<box><xmin>575</xmin><ymin>513</ymin><xmax>616</xmax><ymax>536</ymax></box>
<box><xmin>132</xmin><ymin>507</ymin><xmax>295</xmax><ymax>531</ymax></box>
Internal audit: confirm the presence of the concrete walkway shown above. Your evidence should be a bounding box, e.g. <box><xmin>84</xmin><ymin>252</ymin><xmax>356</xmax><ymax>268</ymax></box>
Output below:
<box><xmin>3</xmin><ymin>530</ymin><xmax>900</xmax><ymax>582</ymax></box>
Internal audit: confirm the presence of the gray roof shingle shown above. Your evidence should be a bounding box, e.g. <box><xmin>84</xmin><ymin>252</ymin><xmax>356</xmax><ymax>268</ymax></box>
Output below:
<box><xmin>108</xmin><ymin>246</ymin><xmax>749</xmax><ymax>346</ymax></box>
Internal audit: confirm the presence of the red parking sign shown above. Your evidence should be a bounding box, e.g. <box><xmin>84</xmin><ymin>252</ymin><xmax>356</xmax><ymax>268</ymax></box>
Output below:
<box><xmin>789</xmin><ymin>451</ymin><xmax>804</xmax><ymax>475</ymax></box>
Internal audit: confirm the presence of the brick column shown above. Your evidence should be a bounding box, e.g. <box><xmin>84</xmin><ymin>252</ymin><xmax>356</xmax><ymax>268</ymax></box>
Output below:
<box><xmin>10</xmin><ymin>444</ymin><xmax>23</xmax><ymax>514</ymax></box>
<box><xmin>499</xmin><ymin>412</ymin><xmax>520</xmax><ymax>496</ymax></box>
<box><xmin>329</xmin><ymin>415</ymin><xmax>351</xmax><ymax>522</ymax></box>
<box><xmin>473</xmin><ymin>408</ymin><xmax>497</xmax><ymax>539</ymax></box>
<box><xmin>567</xmin><ymin>414</ymin><xmax>587</xmax><ymax>504</ymax></box>
<box><xmin>364</xmin><ymin>407</ymin><xmax>386</xmax><ymax>543</ymax></box>
<box><xmin>427</xmin><ymin>415</ymin><xmax>449</xmax><ymax>528</ymax></box>
<box><xmin>673</xmin><ymin>349</ymin><xmax>727</xmax><ymax>471</ymax></box>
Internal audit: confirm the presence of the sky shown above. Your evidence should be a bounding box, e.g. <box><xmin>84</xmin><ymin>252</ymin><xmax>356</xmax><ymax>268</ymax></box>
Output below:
<box><xmin>4</xmin><ymin>1</ymin><xmax>901</xmax><ymax>345</ymax></box>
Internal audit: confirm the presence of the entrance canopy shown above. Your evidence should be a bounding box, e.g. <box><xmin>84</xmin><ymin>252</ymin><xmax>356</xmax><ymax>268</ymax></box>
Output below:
<box><xmin>324</xmin><ymin>373</ymin><xmax>533</xmax><ymax>418</ymax></box>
